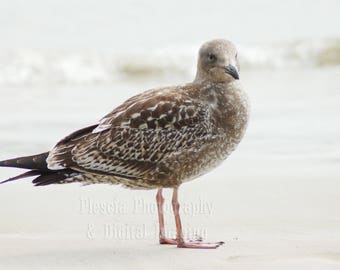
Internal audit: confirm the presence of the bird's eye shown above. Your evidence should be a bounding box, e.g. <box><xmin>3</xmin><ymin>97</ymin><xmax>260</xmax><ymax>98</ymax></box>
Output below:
<box><xmin>208</xmin><ymin>53</ymin><xmax>217</xmax><ymax>62</ymax></box>
<box><xmin>235</xmin><ymin>53</ymin><xmax>238</xmax><ymax>59</ymax></box>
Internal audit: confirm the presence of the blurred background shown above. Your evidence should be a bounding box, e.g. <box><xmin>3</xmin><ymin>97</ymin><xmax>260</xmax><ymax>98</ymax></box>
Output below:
<box><xmin>0</xmin><ymin>0</ymin><xmax>339</xmax><ymax>269</ymax></box>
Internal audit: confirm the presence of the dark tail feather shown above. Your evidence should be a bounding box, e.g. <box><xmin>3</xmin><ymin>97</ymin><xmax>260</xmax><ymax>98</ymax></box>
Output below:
<box><xmin>0</xmin><ymin>152</ymin><xmax>80</xmax><ymax>186</ymax></box>
<box><xmin>0</xmin><ymin>170</ymin><xmax>41</xmax><ymax>184</ymax></box>
<box><xmin>32</xmin><ymin>169</ymin><xmax>77</xmax><ymax>186</ymax></box>
<box><xmin>0</xmin><ymin>168</ymin><xmax>79</xmax><ymax>186</ymax></box>
<box><xmin>0</xmin><ymin>152</ymin><xmax>49</xmax><ymax>171</ymax></box>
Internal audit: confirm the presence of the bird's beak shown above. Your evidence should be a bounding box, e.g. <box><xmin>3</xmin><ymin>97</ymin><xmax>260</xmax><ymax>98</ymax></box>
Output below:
<box><xmin>224</xmin><ymin>65</ymin><xmax>239</xmax><ymax>80</ymax></box>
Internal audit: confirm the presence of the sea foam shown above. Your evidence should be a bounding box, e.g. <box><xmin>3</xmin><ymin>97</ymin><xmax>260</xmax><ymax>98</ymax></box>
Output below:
<box><xmin>0</xmin><ymin>39</ymin><xmax>339</xmax><ymax>85</ymax></box>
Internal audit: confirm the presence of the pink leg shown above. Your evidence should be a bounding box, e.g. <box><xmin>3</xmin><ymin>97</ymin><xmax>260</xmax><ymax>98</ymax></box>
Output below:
<box><xmin>156</xmin><ymin>188</ymin><xmax>177</xmax><ymax>245</ymax></box>
<box><xmin>171</xmin><ymin>187</ymin><xmax>224</xmax><ymax>249</ymax></box>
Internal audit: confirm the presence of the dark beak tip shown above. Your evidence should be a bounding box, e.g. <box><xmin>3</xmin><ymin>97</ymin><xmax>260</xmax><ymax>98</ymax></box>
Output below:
<box><xmin>224</xmin><ymin>65</ymin><xmax>239</xmax><ymax>80</ymax></box>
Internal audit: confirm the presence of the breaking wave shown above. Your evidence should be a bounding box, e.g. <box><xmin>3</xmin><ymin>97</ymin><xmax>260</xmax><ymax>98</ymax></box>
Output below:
<box><xmin>0</xmin><ymin>39</ymin><xmax>339</xmax><ymax>85</ymax></box>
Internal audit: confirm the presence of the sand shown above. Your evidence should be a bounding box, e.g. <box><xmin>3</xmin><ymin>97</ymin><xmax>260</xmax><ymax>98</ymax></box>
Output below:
<box><xmin>0</xmin><ymin>156</ymin><xmax>339</xmax><ymax>270</ymax></box>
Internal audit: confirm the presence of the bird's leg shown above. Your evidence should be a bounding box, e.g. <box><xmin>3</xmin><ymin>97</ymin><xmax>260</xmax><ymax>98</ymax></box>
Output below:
<box><xmin>172</xmin><ymin>187</ymin><xmax>224</xmax><ymax>249</ymax></box>
<box><xmin>156</xmin><ymin>188</ymin><xmax>177</xmax><ymax>245</ymax></box>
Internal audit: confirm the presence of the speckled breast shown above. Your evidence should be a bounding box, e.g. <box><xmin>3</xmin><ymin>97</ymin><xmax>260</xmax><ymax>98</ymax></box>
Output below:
<box><xmin>146</xmin><ymin>82</ymin><xmax>250</xmax><ymax>188</ymax></box>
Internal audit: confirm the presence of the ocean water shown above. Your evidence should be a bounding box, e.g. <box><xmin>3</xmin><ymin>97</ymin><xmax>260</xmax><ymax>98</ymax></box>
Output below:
<box><xmin>0</xmin><ymin>0</ymin><xmax>339</xmax><ymax>84</ymax></box>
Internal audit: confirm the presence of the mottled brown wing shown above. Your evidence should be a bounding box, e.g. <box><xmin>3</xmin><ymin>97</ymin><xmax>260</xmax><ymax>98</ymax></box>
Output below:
<box><xmin>93</xmin><ymin>86</ymin><xmax>209</xmax><ymax>131</ymax></box>
<box><xmin>47</xmin><ymin>91</ymin><xmax>213</xmax><ymax>181</ymax></box>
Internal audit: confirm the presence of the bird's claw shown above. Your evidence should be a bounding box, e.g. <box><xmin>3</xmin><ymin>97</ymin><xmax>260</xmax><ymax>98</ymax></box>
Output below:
<box><xmin>177</xmin><ymin>241</ymin><xmax>224</xmax><ymax>249</ymax></box>
<box><xmin>160</xmin><ymin>236</ymin><xmax>224</xmax><ymax>249</ymax></box>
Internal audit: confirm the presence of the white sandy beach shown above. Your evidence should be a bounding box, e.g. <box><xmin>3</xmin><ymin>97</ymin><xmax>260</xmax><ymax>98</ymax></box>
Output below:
<box><xmin>0</xmin><ymin>158</ymin><xmax>339</xmax><ymax>270</ymax></box>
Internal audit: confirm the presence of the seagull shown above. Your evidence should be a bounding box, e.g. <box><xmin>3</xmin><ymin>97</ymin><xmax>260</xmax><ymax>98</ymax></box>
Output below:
<box><xmin>0</xmin><ymin>39</ymin><xmax>249</xmax><ymax>249</ymax></box>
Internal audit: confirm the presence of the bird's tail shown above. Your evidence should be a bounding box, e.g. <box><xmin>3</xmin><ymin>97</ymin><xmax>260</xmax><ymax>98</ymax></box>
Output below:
<box><xmin>0</xmin><ymin>152</ymin><xmax>80</xmax><ymax>186</ymax></box>
<box><xmin>0</xmin><ymin>152</ymin><xmax>49</xmax><ymax>171</ymax></box>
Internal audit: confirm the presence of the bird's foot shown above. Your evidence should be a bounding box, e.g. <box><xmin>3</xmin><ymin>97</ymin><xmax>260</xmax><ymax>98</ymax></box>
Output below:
<box><xmin>159</xmin><ymin>237</ymin><xmax>177</xmax><ymax>245</ymax></box>
<box><xmin>160</xmin><ymin>235</ymin><xmax>224</xmax><ymax>248</ymax></box>
<box><xmin>177</xmin><ymin>240</ymin><xmax>224</xmax><ymax>249</ymax></box>
<box><xmin>159</xmin><ymin>234</ymin><xmax>203</xmax><ymax>245</ymax></box>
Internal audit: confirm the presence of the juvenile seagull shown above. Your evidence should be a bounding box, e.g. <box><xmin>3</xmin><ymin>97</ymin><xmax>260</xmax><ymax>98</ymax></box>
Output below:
<box><xmin>0</xmin><ymin>39</ymin><xmax>249</xmax><ymax>249</ymax></box>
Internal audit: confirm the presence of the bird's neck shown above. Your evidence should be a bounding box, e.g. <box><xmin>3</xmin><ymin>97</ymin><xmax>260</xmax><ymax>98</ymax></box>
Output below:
<box><xmin>192</xmin><ymin>80</ymin><xmax>250</xmax><ymax>134</ymax></box>
<box><xmin>194</xmin><ymin>68</ymin><xmax>208</xmax><ymax>83</ymax></box>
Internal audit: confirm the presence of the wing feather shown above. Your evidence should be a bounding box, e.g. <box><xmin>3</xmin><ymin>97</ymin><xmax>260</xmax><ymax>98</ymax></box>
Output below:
<box><xmin>47</xmin><ymin>89</ymin><xmax>214</xmax><ymax>181</ymax></box>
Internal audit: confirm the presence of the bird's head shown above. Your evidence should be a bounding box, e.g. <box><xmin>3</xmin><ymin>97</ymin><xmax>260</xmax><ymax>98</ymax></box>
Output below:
<box><xmin>195</xmin><ymin>39</ymin><xmax>240</xmax><ymax>83</ymax></box>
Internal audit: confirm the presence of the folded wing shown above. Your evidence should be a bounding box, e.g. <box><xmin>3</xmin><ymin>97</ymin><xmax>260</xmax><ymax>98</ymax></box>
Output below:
<box><xmin>47</xmin><ymin>89</ymin><xmax>213</xmax><ymax>181</ymax></box>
